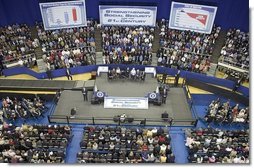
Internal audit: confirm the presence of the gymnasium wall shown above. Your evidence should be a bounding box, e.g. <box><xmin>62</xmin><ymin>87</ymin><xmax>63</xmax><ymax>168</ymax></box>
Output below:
<box><xmin>0</xmin><ymin>0</ymin><xmax>249</xmax><ymax>31</ymax></box>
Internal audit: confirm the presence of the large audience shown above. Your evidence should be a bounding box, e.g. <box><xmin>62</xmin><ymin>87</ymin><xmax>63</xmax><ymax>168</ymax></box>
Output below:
<box><xmin>36</xmin><ymin>20</ymin><xmax>96</xmax><ymax>69</ymax></box>
<box><xmin>157</xmin><ymin>19</ymin><xmax>221</xmax><ymax>73</ymax></box>
<box><xmin>77</xmin><ymin>126</ymin><xmax>175</xmax><ymax>163</ymax></box>
<box><xmin>204</xmin><ymin>99</ymin><xmax>249</xmax><ymax>125</ymax></box>
<box><xmin>157</xmin><ymin>48</ymin><xmax>211</xmax><ymax>73</ymax></box>
<box><xmin>1</xmin><ymin>96</ymin><xmax>48</xmax><ymax>120</ymax></box>
<box><xmin>219</xmin><ymin>29</ymin><xmax>249</xmax><ymax>70</ymax></box>
<box><xmin>159</xmin><ymin>19</ymin><xmax>220</xmax><ymax>55</ymax></box>
<box><xmin>101</xmin><ymin>26</ymin><xmax>154</xmax><ymax>65</ymax></box>
<box><xmin>0</xmin><ymin>24</ymin><xmax>38</xmax><ymax>68</ymax></box>
<box><xmin>185</xmin><ymin>128</ymin><xmax>249</xmax><ymax>163</ymax></box>
<box><xmin>0</xmin><ymin>123</ymin><xmax>72</xmax><ymax>163</ymax></box>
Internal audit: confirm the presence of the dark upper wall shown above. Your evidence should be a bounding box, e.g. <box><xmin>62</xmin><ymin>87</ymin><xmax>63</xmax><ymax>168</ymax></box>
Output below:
<box><xmin>0</xmin><ymin>0</ymin><xmax>249</xmax><ymax>32</ymax></box>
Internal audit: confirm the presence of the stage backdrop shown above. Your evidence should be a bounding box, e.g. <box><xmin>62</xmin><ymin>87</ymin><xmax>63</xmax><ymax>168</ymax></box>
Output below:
<box><xmin>0</xmin><ymin>0</ymin><xmax>249</xmax><ymax>32</ymax></box>
<box><xmin>99</xmin><ymin>5</ymin><xmax>157</xmax><ymax>26</ymax></box>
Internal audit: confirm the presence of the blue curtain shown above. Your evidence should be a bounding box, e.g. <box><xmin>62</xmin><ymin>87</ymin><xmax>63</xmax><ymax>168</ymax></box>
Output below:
<box><xmin>0</xmin><ymin>0</ymin><xmax>249</xmax><ymax>31</ymax></box>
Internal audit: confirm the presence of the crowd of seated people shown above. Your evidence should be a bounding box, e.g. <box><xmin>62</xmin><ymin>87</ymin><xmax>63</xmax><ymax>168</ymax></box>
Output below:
<box><xmin>36</xmin><ymin>20</ymin><xmax>95</xmax><ymax>52</ymax></box>
<box><xmin>78</xmin><ymin>126</ymin><xmax>175</xmax><ymax>163</ymax></box>
<box><xmin>185</xmin><ymin>128</ymin><xmax>249</xmax><ymax>163</ymax></box>
<box><xmin>157</xmin><ymin>48</ymin><xmax>211</xmax><ymax>74</ymax></box>
<box><xmin>0</xmin><ymin>123</ymin><xmax>72</xmax><ymax>163</ymax></box>
<box><xmin>1</xmin><ymin>96</ymin><xmax>48</xmax><ymax>120</ymax></box>
<box><xmin>42</xmin><ymin>46</ymin><xmax>96</xmax><ymax>70</ymax></box>
<box><xmin>36</xmin><ymin>20</ymin><xmax>96</xmax><ymax>69</ymax></box>
<box><xmin>204</xmin><ymin>99</ymin><xmax>249</xmax><ymax>125</ymax></box>
<box><xmin>157</xmin><ymin>19</ymin><xmax>220</xmax><ymax>73</ymax></box>
<box><xmin>159</xmin><ymin>19</ymin><xmax>220</xmax><ymax>55</ymax></box>
<box><xmin>101</xmin><ymin>26</ymin><xmax>154</xmax><ymax>65</ymax></box>
<box><xmin>219</xmin><ymin>29</ymin><xmax>249</xmax><ymax>70</ymax></box>
<box><xmin>108</xmin><ymin>67</ymin><xmax>145</xmax><ymax>81</ymax></box>
<box><xmin>0</xmin><ymin>24</ymin><xmax>39</xmax><ymax>68</ymax></box>
<box><xmin>217</xmin><ymin>67</ymin><xmax>249</xmax><ymax>83</ymax></box>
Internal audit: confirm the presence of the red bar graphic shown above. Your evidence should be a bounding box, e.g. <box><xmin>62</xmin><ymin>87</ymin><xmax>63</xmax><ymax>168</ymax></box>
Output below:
<box><xmin>72</xmin><ymin>8</ymin><xmax>77</xmax><ymax>22</ymax></box>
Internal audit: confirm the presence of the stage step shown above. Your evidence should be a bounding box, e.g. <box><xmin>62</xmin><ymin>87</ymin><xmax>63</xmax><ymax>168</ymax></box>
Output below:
<box><xmin>96</xmin><ymin>52</ymin><xmax>103</xmax><ymax>64</ymax></box>
<box><xmin>152</xmin><ymin>28</ymin><xmax>161</xmax><ymax>53</ymax></box>
<box><xmin>151</xmin><ymin>52</ymin><xmax>158</xmax><ymax>66</ymax></box>
<box><xmin>207</xmin><ymin>63</ymin><xmax>218</xmax><ymax>77</ymax></box>
<box><xmin>211</xmin><ymin>30</ymin><xmax>227</xmax><ymax>63</ymax></box>
<box><xmin>37</xmin><ymin>59</ymin><xmax>47</xmax><ymax>72</ymax></box>
<box><xmin>95</xmin><ymin>28</ymin><xmax>102</xmax><ymax>52</ymax></box>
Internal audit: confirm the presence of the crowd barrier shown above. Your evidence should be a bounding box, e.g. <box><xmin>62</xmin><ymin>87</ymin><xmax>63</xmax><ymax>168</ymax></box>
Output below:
<box><xmin>48</xmin><ymin>115</ymin><xmax>196</xmax><ymax>127</ymax></box>
<box><xmin>2</xmin><ymin>64</ymin><xmax>249</xmax><ymax>97</ymax></box>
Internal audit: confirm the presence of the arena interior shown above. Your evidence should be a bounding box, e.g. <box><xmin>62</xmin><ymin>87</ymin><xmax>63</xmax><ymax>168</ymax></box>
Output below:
<box><xmin>0</xmin><ymin>0</ymin><xmax>250</xmax><ymax>164</ymax></box>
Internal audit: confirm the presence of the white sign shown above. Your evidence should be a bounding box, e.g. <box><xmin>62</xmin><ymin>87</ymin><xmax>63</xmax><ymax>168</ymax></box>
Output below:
<box><xmin>99</xmin><ymin>5</ymin><xmax>157</xmax><ymax>26</ymax></box>
<box><xmin>169</xmin><ymin>2</ymin><xmax>217</xmax><ymax>34</ymax></box>
<box><xmin>40</xmin><ymin>0</ymin><xmax>87</xmax><ymax>30</ymax></box>
<box><xmin>97</xmin><ymin>66</ymin><xmax>109</xmax><ymax>76</ymax></box>
<box><xmin>104</xmin><ymin>97</ymin><xmax>148</xmax><ymax>109</ymax></box>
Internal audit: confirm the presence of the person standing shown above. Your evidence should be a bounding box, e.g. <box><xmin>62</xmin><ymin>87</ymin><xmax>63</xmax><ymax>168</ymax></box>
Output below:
<box><xmin>162</xmin><ymin>73</ymin><xmax>167</xmax><ymax>84</ymax></box>
<box><xmin>46</xmin><ymin>67</ymin><xmax>53</xmax><ymax>80</ymax></box>
<box><xmin>82</xmin><ymin>87</ymin><xmax>88</xmax><ymax>101</ymax></box>
<box><xmin>174</xmin><ymin>70</ymin><xmax>180</xmax><ymax>87</ymax></box>
<box><xmin>232</xmin><ymin>78</ymin><xmax>242</xmax><ymax>92</ymax></box>
<box><xmin>66</xmin><ymin>68</ymin><xmax>73</xmax><ymax>80</ymax></box>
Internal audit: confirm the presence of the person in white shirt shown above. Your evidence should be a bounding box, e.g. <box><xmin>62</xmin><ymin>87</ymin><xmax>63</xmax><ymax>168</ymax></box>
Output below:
<box><xmin>130</xmin><ymin>68</ymin><xmax>136</xmax><ymax>80</ymax></box>
<box><xmin>120</xmin><ymin>113</ymin><xmax>127</xmax><ymax>123</ymax></box>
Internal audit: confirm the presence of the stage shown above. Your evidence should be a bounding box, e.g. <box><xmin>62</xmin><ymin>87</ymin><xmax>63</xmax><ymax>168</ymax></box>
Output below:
<box><xmin>51</xmin><ymin>74</ymin><xmax>195</xmax><ymax>126</ymax></box>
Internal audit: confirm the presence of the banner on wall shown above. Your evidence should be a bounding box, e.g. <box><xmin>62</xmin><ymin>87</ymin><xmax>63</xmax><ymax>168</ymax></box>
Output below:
<box><xmin>99</xmin><ymin>5</ymin><xmax>157</xmax><ymax>26</ymax></box>
<box><xmin>169</xmin><ymin>2</ymin><xmax>217</xmax><ymax>34</ymax></box>
<box><xmin>104</xmin><ymin>97</ymin><xmax>149</xmax><ymax>109</ymax></box>
<box><xmin>39</xmin><ymin>0</ymin><xmax>87</xmax><ymax>30</ymax></box>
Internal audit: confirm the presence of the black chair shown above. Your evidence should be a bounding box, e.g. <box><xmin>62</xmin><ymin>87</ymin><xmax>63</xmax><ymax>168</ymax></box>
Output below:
<box><xmin>127</xmin><ymin>117</ymin><xmax>134</xmax><ymax>123</ymax></box>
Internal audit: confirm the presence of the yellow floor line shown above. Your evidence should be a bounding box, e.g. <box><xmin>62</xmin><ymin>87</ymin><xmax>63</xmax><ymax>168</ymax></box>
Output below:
<box><xmin>0</xmin><ymin>90</ymin><xmax>56</xmax><ymax>94</ymax></box>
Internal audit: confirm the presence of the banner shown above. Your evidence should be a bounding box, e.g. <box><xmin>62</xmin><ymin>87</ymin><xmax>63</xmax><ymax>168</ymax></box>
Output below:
<box><xmin>99</xmin><ymin>5</ymin><xmax>157</xmax><ymax>26</ymax></box>
<box><xmin>40</xmin><ymin>0</ymin><xmax>87</xmax><ymax>30</ymax></box>
<box><xmin>104</xmin><ymin>97</ymin><xmax>148</xmax><ymax>109</ymax></box>
<box><xmin>169</xmin><ymin>2</ymin><xmax>217</xmax><ymax>34</ymax></box>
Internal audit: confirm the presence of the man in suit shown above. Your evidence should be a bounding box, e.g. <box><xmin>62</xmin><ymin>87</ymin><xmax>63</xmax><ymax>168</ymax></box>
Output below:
<box><xmin>66</xmin><ymin>68</ymin><xmax>73</xmax><ymax>80</ymax></box>
<box><xmin>46</xmin><ymin>67</ymin><xmax>53</xmax><ymax>80</ymax></box>
<box><xmin>232</xmin><ymin>78</ymin><xmax>242</xmax><ymax>92</ymax></box>
<box><xmin>174</xmin><ymin>70</ymin><xmax>180</xmax><ymax>87</ymax></box>
<box><xmin>82</xmin><ymin>87</ymin><xmax>88</xmax><ymax>101</ymax></box>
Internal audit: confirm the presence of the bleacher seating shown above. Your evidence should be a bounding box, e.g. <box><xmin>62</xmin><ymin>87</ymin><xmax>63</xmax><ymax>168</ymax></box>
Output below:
<box><xmin>218</xmin><ymin>29</ymin><xmax>249</xmax><ymax>71</ymax></box>
<box><xmin>185</xmin><ymin>128</ymin><xmax>249</xmax><ymax>163</ymax></box>
<box><xmin>101</xmin><ymin>26</ymin><xmax>154</xmax><ymax>65</ymax></box>
<box><xmin>157</xmin><ymin>19</ymin><xmax>221</xmax><ymax>74</ymax></box>
<box><xmin>0</xmin><ymin>123</ymin><xmax>72</xmax><ymax>163</ymax></box>
<box><xmin>77</xmin><ymin>126</ymin><xmax>175</xmax><ymax>163</ymax></box>
<box><xmin>0</xmin><ymin>24</ymin><xmax>38</xmax><ymax>69</ymax></box>
<box><xmin>1</xmin><ymin>96</ymin><xmax>48</xmax><ymax>121</ymax></box>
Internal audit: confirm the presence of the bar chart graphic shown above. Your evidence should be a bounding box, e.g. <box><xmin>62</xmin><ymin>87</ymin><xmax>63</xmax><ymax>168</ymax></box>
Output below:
<box><xmin>40</xmin><ymin>0</ymin><xmax>87</xmax><ymax>30</ymax></box>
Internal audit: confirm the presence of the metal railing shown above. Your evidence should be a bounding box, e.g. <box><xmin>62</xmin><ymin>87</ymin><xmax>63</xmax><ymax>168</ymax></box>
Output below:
<box><xmin>48</xmin><ymin>115</ymin><xmax>196</xmax><ymax>127</ymax></box>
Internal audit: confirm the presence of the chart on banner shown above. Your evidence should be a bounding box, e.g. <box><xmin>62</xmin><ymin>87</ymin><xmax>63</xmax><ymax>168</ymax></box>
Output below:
<box><xmin>169</xmin><ymin>2</ymin><xmax>217</xmax><ymax>34</ymax></box>
<box><xmin>40</xmin><ymin>0</ymin><xmax>87</xmax><ymax>30</ymax></box>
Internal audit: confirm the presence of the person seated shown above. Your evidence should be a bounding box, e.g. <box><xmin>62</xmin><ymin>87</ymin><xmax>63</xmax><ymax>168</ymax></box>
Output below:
<box><xmin>116</xmin><ymin>67</ymin><xmax>121</xmax><ymax>78</ymax></box>
<box><xmin>130</xmin><ymin>68</ymin><xmax>136</xmax><ymax>80</ymax></box>
<box><xmin>120</xmin><ymin>113</ymin><xmax>127</xmax><ymax>123</ymax></box>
